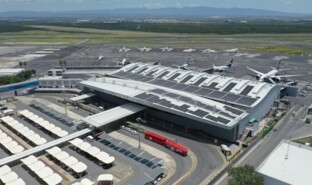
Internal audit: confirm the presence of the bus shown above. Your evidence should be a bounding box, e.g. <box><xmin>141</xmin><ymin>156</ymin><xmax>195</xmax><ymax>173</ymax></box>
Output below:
<box><xmin>165</xmin><ymin>140</ymin><xmax>188</xmax><ymax>157</ymax></box>
<box><xmin>144</xmin><ymin>131</ymin><xmax>168</xmax><ymax>145</ymax></box>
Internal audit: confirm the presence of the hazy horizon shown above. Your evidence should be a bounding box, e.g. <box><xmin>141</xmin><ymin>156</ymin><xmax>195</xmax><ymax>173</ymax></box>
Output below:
<box><xmin>0</xmin><ymin>0</ymin><xmax>311</xmax><ymax>14</ymax></box>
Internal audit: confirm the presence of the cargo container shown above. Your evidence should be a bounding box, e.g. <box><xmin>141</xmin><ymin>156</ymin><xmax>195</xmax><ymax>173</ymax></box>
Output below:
<box><xmin>144</xmin><ymin>131</ymin><xmax>167</xmax><ymax>145</ymax></box>
<box><xmin>164</xmin><ymin>140</ymin><xmax>188</xmax><ymax>157</ymax></box>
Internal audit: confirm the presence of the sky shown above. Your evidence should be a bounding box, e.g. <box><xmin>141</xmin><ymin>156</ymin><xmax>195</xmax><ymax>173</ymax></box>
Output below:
<box><xmin>0</xmin><ymin>0</ymin><xmax>311</xmax><ymax>14</ymax></box>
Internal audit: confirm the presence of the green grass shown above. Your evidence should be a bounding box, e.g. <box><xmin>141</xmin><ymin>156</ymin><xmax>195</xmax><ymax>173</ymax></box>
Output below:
<box><xmin>248</xmin><ymin>46</ymin><xmax>312</xmax><ymax>55</ymax></box>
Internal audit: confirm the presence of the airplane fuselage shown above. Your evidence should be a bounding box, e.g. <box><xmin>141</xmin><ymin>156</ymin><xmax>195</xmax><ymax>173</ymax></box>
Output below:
<box><xmin>258</xmin><ymin>69</ymin><xmax>279</xmax><ymax>81</ymax></box>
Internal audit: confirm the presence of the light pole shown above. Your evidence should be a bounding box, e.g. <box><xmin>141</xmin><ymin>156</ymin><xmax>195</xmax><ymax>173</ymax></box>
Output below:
<box><xmin>62</xmin><ymin>86</ymin><xmax>67</xmax><ymax>115</ymax></box>
<box><xmin>136</xmin><ymin>117</ymin><xmax>147</xmax><ymax>149</ymax></box>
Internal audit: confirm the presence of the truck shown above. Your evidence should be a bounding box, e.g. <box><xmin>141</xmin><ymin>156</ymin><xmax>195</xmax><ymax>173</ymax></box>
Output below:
<box><xmin>144</xmin><ymin>131</ymin><xmax>188</xmax><ymax>156</ymax></box>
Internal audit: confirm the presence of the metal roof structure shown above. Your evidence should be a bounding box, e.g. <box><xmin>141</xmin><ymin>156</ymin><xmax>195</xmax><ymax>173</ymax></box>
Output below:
<box><xmin>109</xmin><ymin>63</ymin><xmax>276</xmax><ymax>108</ymax></box>
<box><xmin>0</xmin><ymin>68</ymin><xmax>24</xmax><ymax>76</ymax></box>
<box><xmin>257</xmin><ymin>140</ymin><xmax>312</xmax><ymax>185</ymax></box>
<box><xmin>70</xmin><ymin>93</ymin><xmax>95</xmax><ymax>102</ymax></box>
<box><xmin>81</xmin><ymin>77</ymin><xmax>248</xmax><ymax>129</ymax></box>
<box><xmin>82</xmin><ymin>103</ymin><xmax>145</xmax><ymax>128</ymax></box>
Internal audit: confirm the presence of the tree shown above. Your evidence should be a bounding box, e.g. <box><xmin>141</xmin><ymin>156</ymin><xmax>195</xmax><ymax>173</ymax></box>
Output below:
<box><xmin>59</xmin><ymin>59</ymin><xmax>67</xmax><ymax>67</ymax></box>
<box><xmin>19</xmin><ymin>61</ymin><xmax>23</xmax><ymax>68</ymax></box>
<box><xmin>228</xmin><ymin>165</ymin><xmax>264</xmax><ymax>185</ymax></box>
<box><xmin>22</xmin><ymin>62</ymin><xmax>27</xmax><ymax>70</ymax></box>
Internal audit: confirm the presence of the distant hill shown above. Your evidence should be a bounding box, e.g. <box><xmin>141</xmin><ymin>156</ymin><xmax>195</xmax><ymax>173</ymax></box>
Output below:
<box><xmin>0</xmin><ymin>7</ymin><xmax>308</xmax><ymax>18</ymax></box>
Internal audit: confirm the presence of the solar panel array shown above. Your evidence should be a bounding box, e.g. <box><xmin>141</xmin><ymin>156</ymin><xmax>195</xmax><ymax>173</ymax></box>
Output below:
<box><xmin>134</xmin><ymin>88</ymin><xmax>238</xmax><ymax>125</ymax></box>
<box><xmin>111</xmin><ymin>67</ymin><xmax>257</xmax><ymax>107</ymax></box>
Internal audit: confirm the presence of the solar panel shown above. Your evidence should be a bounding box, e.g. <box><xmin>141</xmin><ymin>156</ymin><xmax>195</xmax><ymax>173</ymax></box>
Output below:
<box><xmin>168</xmin><ymin>73</ymin><xmax>181</xmax><ymax>81</ymax></box>
<box><xmin>205</xmin><ymin>115</ymin><xmax>217</xmax><ymax>121</ymax></box>
<box><xmin>146</xmin><ymin>70</ymin><xmax>158</xmax><ymax>77</ymax></box>
<box><xmin>126</xmin><ymin>73</ymin><xmax>137</xmax><ymax>80</ymax></box>
<box><xmin>127</xmin><ymin>66</ymin><xmax>139</xmax><ymax>72</ymax></box>
<box><xmin>223</xmin><ymin>83</ymin><xmax>237</xmax><ymax>92</ymax></box>
<box><xmin>224</xmin><ymin>106</ymin><xmax>243</xmax><ymax>115</ymax></box>
<box><xmin>165</xmin><ymin>93</ymin><xmax>178</xmax><ymax>98</ymax></box>
<box><xmin>146</xmin><ymin>95</ymin><xmax>162</xmax><ymax>103</ymax></box>
<box><xmin>206</xmin><ymin>82</ymin><xmax>219</xmax><ymax>90</ymax></box>
<box><xmin>215</xmin><ymin>117</ymin><xmax>231</xmax><ymax>124</ymax></box>
<box><xmin>173</xmin><ymin>104</ymin><xmax>190</xmax><ymax>112</ymax></box>
<box><xmin>178</xmin><ymin>96</ymin><xmax>193</xmax><ymax>103</ymax></box>
<box><xmin>135</xmin><ymin>67</ymin><xmax>148</xmax><ymax>74</ymax></box>
<box><xmin>183</xmin><ymin>86</ymin><xmax>201</xmax><ymax>93</ymax></box>
<box><xmin>180</xmin><ymin>75</ymin><xmax>194</xmax><ymax>84</ymax></box>
<box><xmin>240</xmin><ymin>85</ymin><xmax>254</xmax><ymax>96</ymax></box>
<box><xmin>156</xmin><ymin>71</ymin><xmax>170</xmax><ymax>79</ymax></box>
<box><xmin>140</xmin><ymin>76</ymin><xmax>154</xmax><ymax>82</ymax></box>
<box><xmin>158</xmin><ymin>100</ymin><xmax>174</xmax><ymax>108</ymax></box>
<box><xmin>188</xmin><ymin>109</ymin><xmax>209</xmax><ymax>117</ymax></box>
<box><xmin>150</xmin><ymin>89</ymin><xmax>167</xmax><ymax>94</ymax></box>
<box><xmin>193</xmin><ymin>77</ymin><xmax>207</xmax><ymax>86</ymax></box>
<box><xmin>150</xmin><ymin>79</ymin><xmax>167</xmax><ymax>85</ymax></box>
<box><xmin>223</xmin><ymin>94</ymin><xmax>241</xmax><ymax>102</ymax></box>
<box><xmin>171</xmin><ymin>84</ymin><xmax>188</xmax><ymax>90</ymax></box>
<box><xmin>236</xmin><ymin>97</ymin><xmax>257</xmax><ymax>106</ymax></box>
<box><xmin>219</xmin><ymin>112</ymin><xmax>236</xmax><ymax>119</ymax></box>
<box><xmin>133</xmin><ymin>74</ymin><xmax>144</xmax><ymax>80</ymax></box>
<box><xmin>195</xmin><ymin>88</ymin><xmax>213</xmax><ymax>96</ymax></box>
<box><xmin>135</xmin><ymin>93</ymin><xmax>154</xmax><ymax>100</ymax></box>
<box><xmin>162</xmin><ymin>81</ymin><xmax>179</xmax><ymax>88</ymax></box>
<box><xmin>208</xmin><ymin>91</ymin><xmax>227</xmax><ymax>99</ymax></box>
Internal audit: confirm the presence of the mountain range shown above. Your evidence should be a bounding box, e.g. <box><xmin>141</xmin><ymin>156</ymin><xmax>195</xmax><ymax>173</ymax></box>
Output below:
<box><xmin>0</xmin><ymin>7</ymin><xmax>309</xmax><ymax>18</ymax></box>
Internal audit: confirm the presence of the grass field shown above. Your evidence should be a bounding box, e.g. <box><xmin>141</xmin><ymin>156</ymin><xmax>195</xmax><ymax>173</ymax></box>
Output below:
<box><xmin>1</xmin><ymin>23</ymin><xmax>312</xmax><ymax>56</ymax></box>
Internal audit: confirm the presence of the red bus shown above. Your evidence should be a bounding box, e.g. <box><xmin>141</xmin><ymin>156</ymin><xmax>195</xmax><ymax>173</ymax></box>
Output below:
<box><xmin>144</xmin><ymin>131</ymin><xmax>168</xmax><ymax>145</ymax></box>
<box><xmin>165</xmin><ymin>140</ymin><xmax>188</xmax><ymax>157</ymax></box>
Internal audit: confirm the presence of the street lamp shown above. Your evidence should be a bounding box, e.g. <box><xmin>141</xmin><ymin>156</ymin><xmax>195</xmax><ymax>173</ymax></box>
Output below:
<box><xmin>62</xmin><ymin>86</ymin><xmax>67</xmax><ymax>115</ymax></box>
<box><xmin>136</xmin><ymin>117</ymin><xmax>147</xmax><ymax>149</ymax></box>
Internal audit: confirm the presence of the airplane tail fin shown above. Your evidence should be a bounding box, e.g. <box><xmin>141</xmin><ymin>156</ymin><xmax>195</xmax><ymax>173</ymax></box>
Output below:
<box><xmin>277</xmin><ymin>60</ymin><xmax>281</xmax><ymax>70</ymax></box>
<box><xmin>227</xmin><ymin>59</ymin><xmax>233</xmax><ymax>67</ymax></box>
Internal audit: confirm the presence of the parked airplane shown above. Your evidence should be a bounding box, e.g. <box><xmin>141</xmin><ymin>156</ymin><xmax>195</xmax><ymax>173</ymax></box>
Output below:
<box><xmin>115</xmin><ymin>59</ymin><xmax>159</xmax><ymax>66</ymax></box>
<box><xmin>203</xmin><ymin>59</ymin><xmax>234</xmax><ymax>73</ymax></box>
<box><xmin>183</xmin><ymin>48</ymin><xmax>196</xmax><ymax>53</ymax></box>
<box><xmin>202</xmin><ymin>49</ymin><xmax>217</xmax><ymax>54</ymax></box>
<box><xmin>115</xmin><ymin>58</ymin><xmax>131</xmax><ymax>66</ymax></box>
<box><xmin>173</xmin><ymin>61</ymin><xmax>189</xmax><ymax>70</ymax></box>
<box><xmin>138</xmin><ymin>47</ymin><xmax>152</xmax><ymax>52</ymax></box>
<box><xmin>98</xmin><ymin>55</ymin><xmax>103</xmax><ymax>61</ymax></box>
<box><xmin>224</xmin><ymin>48</ymin><xmax>239</xmax><ymax>53</ymax></box>
<box><xmin>247</xmin><ymin>61</ymin><xmax>303</xmax><ymax>84</ymax></box>
<box><xmin>119</xmin><ymin>47</ymin><xmax>131</xmax><ymax>52</ymax></box>
<box><xmin>160</xmin><ymin>46</ymin><xmax>173</xmax><ymax>52</ymax></box>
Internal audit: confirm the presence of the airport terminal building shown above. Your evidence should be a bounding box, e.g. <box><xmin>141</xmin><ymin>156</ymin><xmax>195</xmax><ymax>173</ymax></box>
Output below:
<box><xmin>79</xmin><ymin>63</ymin><xmax>280</xmax><ymax>141</ymax></box>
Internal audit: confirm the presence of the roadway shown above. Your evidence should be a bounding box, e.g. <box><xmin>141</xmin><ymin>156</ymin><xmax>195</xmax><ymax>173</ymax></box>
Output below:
<box><xmin>122</xmin><ymin>123</ymin><xmax>224</xmax><ymax>185</ymax></box>
<box><xmin>215</xmin><ymin>94</ymin><xmax>312</xmax><ymax>185</ymax></box>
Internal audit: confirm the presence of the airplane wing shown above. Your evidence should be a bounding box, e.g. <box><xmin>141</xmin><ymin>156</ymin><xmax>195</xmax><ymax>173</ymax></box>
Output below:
<box><xmin>202</xmin><ymin>68</ymin><xmax>214</xmax><ymax>73</ymax></box>
<box><xmin>272</xmin><ymin>74</ymin><xmax>304</xmax><ymax>78</ymax></box>
<box><xmin>246</xmin><ymin>67</ymin><xmax>265</xmax><ymax>76</ymax></box>
<box><xmin>268</xmin><ymin>78</ymin><xmax>276</xmax><ymax>84</ymax></box>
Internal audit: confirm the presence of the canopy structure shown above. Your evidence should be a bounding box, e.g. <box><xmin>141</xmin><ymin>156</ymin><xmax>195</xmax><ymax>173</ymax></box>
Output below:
<box><xmin>45</xmin><ymin>146</ymin><xmax>88</xmax><ymax>176</ymax></box>
<box><xmin>0</xmin><ymin>171</ymin><xmax>18</xmax><ymax>184</ymax></box>
<box><xmin>6</xmin><ymin>178</ymin><xmax>26</xmax><ymax>185</ymax></box>
<box><xmin>21</xmin><ymin>155</ymin><xmax>38</xmax><ymax>166</ymax></box>
<box><xmin>0</xmin><ymin>165</ymin><xmax>11</xmax><ymax>177</ymax></box>
<box><xmin>98</xmin><ymin>174</ymin><xmax>114</xmax><ymax>181</ymax></box>
<box><xmin>43</xmin><ymin>173</ymin><xmax>63</xmax><ymax>185</ymax></box>
<box><xmin>0</xmin><ymin>116</ymin><xmax>47</xmax><ymax>146</ymax></box>
<box><xmin>18</xmin><ymin>110</ymin><xmax>69</xmax><ymax>138</ymax></box>
<box><xmin>0</xmin><ymin>133</ymin><xmax>24</xmax><ymax>154</ymax></box>
<box><xmin>69</xmin><ymin>138</ymin><xmax>115</xmax><ymax>165</ymax></box>
<box><xmin>21</xmin><ymin>155</ymin><xmax>63</xmax><ymax>185</ymax></box>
